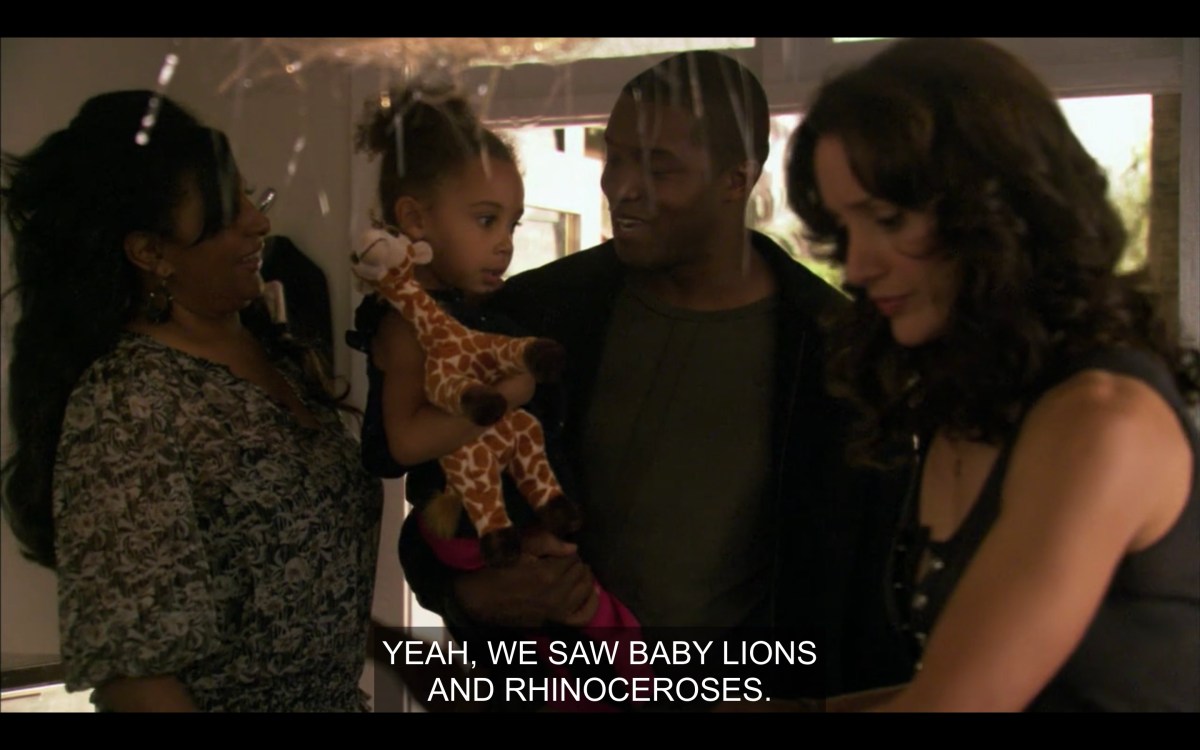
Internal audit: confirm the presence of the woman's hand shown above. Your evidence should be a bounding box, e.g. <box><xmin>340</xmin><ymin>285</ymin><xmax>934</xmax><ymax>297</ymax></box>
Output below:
<box><xmin>825</xmin><ymin>684</ymin><xmax>907</xmax><ymax>712</ymax></box>
<box><xmin>93</xmin><ymin>675</ymin><xmax>199</xmax><ymax>712</ymax></box>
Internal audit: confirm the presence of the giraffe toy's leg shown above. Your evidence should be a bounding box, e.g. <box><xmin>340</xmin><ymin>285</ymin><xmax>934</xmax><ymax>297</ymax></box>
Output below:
<box><xmin>460</xmin><ymin>333</ymin><xmax>533</xmax><ymax>378</ymax></box>
<box><xmin>449</xmin><ymin>424</ymin><xmax>521</xmax><ymax>566</ymax></box>
<box><xmin>425</xmin><ymin>353</ymin><xmax>506</xmax><ymax>426</ymax></box>
<box><xmin>507</xmin><ymin>409</ymin><xmax>582</xmax><ymax>536</ymax></box>
<box><xmin>465</xmin><ymin>334</ymin><xmax>566</xmax><ymax>384</ymax></box>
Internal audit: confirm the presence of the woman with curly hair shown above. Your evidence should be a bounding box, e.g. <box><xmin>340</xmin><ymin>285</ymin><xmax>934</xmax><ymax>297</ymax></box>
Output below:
<box><xmin>787</xmin><ymin>38</ymin><xmax>1198</xmax><ymax>711</ymax></box>
<box><xmin>2</xmin><ymin>91</ymin><xmax>381</xmax><ymax>711</ymax></box>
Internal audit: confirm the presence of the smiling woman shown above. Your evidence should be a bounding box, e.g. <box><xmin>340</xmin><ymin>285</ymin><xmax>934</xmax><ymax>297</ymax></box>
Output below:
<box><xmin>125</xmin><ymin>173</ymin><xmax>273</xmax><ymax>326</ymax></box>
<box><xmin>1</xmin><ymin>90</ymin><xmax>382</xmax><ymax>712</ymax></box>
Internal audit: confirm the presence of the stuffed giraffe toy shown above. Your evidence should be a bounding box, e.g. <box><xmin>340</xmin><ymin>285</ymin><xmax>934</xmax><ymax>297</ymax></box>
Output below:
<box><xmin>351</xmin><ymin>227</ymin><xmax>581</xmax><ymax>566</ymax></box>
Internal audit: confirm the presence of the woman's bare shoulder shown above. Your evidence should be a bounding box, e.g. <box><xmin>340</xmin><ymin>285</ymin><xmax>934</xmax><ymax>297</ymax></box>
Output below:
<box><xmin>1025</xmin><ymin>368</ymin><xmax>1186</xmax><ymax>462</ymax></box>
<box><xmin>1007</xmin><ymin>367</ymin><xmax>1192</xmax><ymax>547</ymax></box>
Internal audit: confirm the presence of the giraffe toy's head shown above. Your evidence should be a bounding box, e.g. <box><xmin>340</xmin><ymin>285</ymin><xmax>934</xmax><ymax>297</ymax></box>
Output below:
<box><xmin>349</xmin><ymin>227</ymin><xmax>434</xmax><ymax>294</ymax></box>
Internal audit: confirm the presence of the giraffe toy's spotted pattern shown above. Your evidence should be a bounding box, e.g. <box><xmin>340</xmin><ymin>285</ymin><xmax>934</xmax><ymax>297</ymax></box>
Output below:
<box><xmin>351</xmin><ymin>228</ymin><xmax>581</xmax><ymax>565</ymax></box>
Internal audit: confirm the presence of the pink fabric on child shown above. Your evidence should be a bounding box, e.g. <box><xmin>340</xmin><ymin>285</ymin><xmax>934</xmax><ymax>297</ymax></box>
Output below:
<box><xmin>418</xmin><ymin>514</ymin><xmax>651</xmax><ymax>711</ymax></box>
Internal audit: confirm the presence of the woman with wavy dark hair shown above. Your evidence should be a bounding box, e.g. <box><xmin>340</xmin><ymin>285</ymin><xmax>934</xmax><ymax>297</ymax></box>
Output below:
<box><xmin>2</xmin><ymin>91</ymin><xmax>381</xmax><ymax>711</ymax></box>
<box><xmin>787</xmin><ymin>38</ymin><xmax>1198</xmax><ymax>711</ymax></box>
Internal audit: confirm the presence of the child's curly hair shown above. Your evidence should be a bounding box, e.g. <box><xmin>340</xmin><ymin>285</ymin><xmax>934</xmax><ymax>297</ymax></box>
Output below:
<box><xmin>355</xmin><ymin>83</ymin><xmax>516</xmax><ymax>226</ymax></box>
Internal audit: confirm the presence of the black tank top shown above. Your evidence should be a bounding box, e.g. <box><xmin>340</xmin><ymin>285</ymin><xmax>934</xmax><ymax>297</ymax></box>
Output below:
<box><xmin>888</xmin><ymin>347</ymin><xmax>1200</xmax><ymax>711</ymax></box>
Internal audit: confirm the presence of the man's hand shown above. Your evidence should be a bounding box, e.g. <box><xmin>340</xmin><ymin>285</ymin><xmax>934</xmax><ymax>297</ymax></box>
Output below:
<box><xmin>453</xmin><ymin>527</ymin><xmax>599</xmax><ymax>628</ymax></box>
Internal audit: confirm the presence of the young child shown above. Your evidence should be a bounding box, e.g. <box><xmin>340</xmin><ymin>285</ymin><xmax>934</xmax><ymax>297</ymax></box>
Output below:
<box><xmin>348</xmin><ymin>86</ymin><xmax>645</xmax><ymax>710</ymax></box>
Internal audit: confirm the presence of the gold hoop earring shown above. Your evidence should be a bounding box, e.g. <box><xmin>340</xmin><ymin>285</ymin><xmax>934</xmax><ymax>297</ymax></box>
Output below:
<box><xmin>143</xmin><ymin>277</ymin><xmax>173</xmax><ymax>324</ymax></box>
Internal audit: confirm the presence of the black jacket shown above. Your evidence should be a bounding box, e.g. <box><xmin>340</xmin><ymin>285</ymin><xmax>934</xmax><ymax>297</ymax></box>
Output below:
<box><xmin>397</xmin><ymin>233</ymin><xmax>911</xmax><ymax>696</ymax></box>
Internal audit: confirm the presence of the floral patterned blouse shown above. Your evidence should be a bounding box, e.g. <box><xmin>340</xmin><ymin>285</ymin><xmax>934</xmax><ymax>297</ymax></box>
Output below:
<box><xmin>52</xmin><ymin>333</ymin><xmax>382</xmax><ymax>712</ymax></box>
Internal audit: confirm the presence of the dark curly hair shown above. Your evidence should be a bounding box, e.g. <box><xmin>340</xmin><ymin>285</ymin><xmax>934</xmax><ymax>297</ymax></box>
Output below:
<box><xmin>354</xmin><ymin>83</ymin><xmax>515</xmax><ymax>226</ymax></box>
<box><xmin>786</xmin><ymin>38</ymin><xmax>1198</xmax><ymax>467</ymax></box>
<box><xmin>2</xmin><ymin>91</ymin><xmax>341</xmax><ymax>568</ymax></box>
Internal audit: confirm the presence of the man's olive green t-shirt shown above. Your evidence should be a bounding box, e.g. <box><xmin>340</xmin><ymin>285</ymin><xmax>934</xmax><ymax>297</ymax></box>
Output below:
<box><xmin>580</xmin><ymin>282</ymin><xmax>777</xmax><ymax>628</ymax></box>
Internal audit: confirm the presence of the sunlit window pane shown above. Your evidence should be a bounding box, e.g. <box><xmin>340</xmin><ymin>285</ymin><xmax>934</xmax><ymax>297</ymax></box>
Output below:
<box><xmin>1059</xmin><ymin>94</ymin><xmax>1152</xmax><ymax>272</ymax></box>
<box><xmin>495</xmin><ymin>94</ymin><xmax>1151</xmax><ymax>285</ymax></box>
<box><xmin>581</xmin><ymin>38</ymin><xmax>755</xmax><ymax>60</ymax></box>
